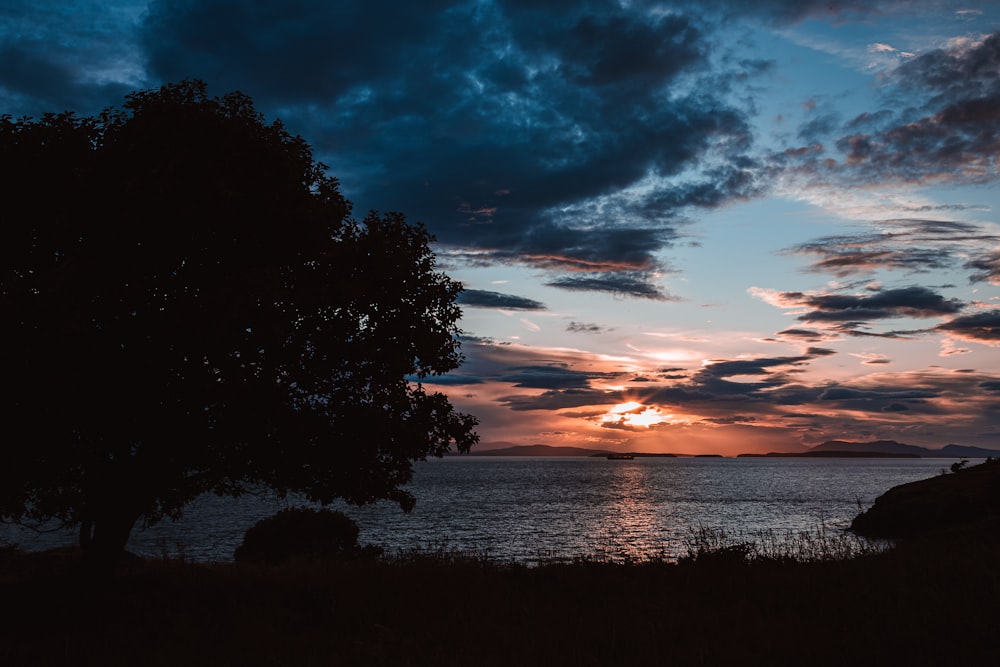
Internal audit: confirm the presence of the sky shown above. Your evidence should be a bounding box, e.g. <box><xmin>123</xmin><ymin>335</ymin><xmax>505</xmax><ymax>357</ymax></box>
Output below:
<box><xmin>3</xmin><ymin>0</ymin><xmax>999</xmax><ymax>454</ymax></box>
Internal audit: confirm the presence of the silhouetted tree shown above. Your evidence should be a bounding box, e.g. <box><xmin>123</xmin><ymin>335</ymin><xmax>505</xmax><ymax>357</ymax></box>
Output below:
<box><xmin>0</xmin><ymin>80</ymin><xmax>478</xmax><ymax>572</ymax></box>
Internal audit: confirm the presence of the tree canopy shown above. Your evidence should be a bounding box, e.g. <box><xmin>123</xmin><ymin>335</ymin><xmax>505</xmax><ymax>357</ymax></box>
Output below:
<box><xmin>0</xmin><ymin>80</ymin><xmax>478</xmax><ymax>569</ymax></box>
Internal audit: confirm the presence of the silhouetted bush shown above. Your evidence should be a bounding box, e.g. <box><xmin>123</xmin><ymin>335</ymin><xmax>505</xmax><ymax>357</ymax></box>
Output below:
<box><xmin>234</xmin><ymin>507</ymin><xmax>361</xmax><ymax>564</ymax></box>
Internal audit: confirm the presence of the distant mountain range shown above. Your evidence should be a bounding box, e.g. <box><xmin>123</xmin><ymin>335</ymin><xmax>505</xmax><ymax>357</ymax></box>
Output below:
<box><xmin>808</xmin><ymin>440</ymin><xmax>999</xmax><ymax>458</ymax></box>
<box><xmin>459</xmin><ymin>443</ymin><xmax>678</xmax><ymax>457</ymax></box>
<box><xmin>461</xmin><ymin>444</ymin><xmax>609</xmax><ymax>457</ymax></box>
<box><xmin>457</xmin><ymin>440</ymin><xmax>999</xmax><ymax>458</ymax></box>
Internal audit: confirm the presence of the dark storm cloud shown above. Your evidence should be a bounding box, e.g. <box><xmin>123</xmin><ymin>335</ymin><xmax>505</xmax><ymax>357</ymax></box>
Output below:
<box><xmin>457</xmin><ymin>290</ymin><xmax>546</xmax><ymax>311</ymax></box>
<box><xmin>140</xmin><ymin>0</ymin><xmax>462</xmax><ymax>104</ymax></box>
<box><xmin>132</xmin><ymin>0</ymin><xmax>759</xmax><ymax>297</ymax></box>
<box><xmin>796</xmin><ymin>286</ymin><xmax>964</xmax><ymax>322</ymax></box>
<box><xmin>0</xmin><ymin>42</ymin><xmax>128</xmax><ymax>115</ymax></box>
<box><xmin>675</xmin><ymin>0</ymin><xmax>937</xmax><ymax>25</ymax></box>
<box><xmin>0</xmin><ymin>1</ymin><xmax>139</xmax><ymax>116</ymax></box>
<box><xmin>936</xmin><ymin>310</ymin><xmax>1000</xmax><ymax>343</ymax></box>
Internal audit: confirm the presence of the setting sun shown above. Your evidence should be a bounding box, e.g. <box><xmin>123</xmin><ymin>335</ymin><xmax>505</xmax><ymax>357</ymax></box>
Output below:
<box><xmin>602</xmin><ymin>402</ymin><xmax>670</xmax><ymax>428</ymax></box>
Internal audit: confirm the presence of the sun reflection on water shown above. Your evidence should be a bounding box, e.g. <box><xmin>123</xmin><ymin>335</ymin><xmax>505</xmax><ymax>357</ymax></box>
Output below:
<box><xmin>587</xmin><ymin>460</ymin><xmax>677</xmax><ymax>562</ymax></box>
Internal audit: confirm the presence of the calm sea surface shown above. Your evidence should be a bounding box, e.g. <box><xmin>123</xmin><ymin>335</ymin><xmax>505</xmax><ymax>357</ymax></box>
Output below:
<box><xmin>1</xmin><ymin>456</ymin><xmax>965</xmax><ymax>563</ymax></box>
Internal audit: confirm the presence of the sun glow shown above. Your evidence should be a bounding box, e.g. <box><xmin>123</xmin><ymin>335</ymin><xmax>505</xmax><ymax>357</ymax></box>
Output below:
<box><xmin>602</xmin><ymin>401</ymin><xmax>671</xmax><ymax>428</ymax></box>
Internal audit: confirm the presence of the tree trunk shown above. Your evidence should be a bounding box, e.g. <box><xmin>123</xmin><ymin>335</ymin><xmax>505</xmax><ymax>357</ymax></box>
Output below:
<box><xmin>79</xmin><ymin>520</ymin><xmax>93</xmax><ymax>552</ymax></box>
<box><xmin>81</xmin><ymin>512</ymin><xmax>139</xmax><ymax>577</ymax></box>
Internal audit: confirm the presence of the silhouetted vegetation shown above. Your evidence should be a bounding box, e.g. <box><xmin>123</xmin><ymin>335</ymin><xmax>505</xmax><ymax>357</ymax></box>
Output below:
<box><xmin>1</xmin><ymin>520</ymin><xmax>998</xmax><ymax>666</ymax></box>
<box><xmin>2</xmin><ymin>463</ymin><xmax>997</xmax><ymax>664</ymax></box>
<box><xmin>0</xmin><ymin>80</ymin><xmax>477</xmax><ymax>573</ymax></box>
<box><xmin>680</xmin><ymin>524</ymin><xmax>888</xmax><ymax>566</ymax></box>
<box><xmin>234</xmin><ymin>507</ymin><xmax>369</xmax><ymax>564</ymax></box>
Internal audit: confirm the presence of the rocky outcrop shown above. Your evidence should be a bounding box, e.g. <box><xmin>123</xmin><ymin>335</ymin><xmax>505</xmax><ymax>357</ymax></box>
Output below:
<box><xmin>850</xmin><ymin>459</ymin><xmax>1000</xmax><ymax>540</ymax></box>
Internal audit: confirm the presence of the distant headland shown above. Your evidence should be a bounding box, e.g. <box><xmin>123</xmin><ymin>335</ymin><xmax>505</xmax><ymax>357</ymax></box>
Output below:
<box><xmin>743</xmin><ymin>440</ymin><xmax>999</xmax><ymax>459</ymax></box>
<box><xmin>454</xmin><ymin>440</ymin><xmax>999</xmax><ymax>458</ymax></box>
<box><xmin>453</xmin><ymin>444</ymin><xmax>677</xmax><ymax>457</ymax></box>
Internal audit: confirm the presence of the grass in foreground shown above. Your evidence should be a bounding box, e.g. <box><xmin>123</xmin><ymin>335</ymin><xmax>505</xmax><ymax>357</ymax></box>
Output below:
<box><xmin>1</xmin><ymin>526</ymin><xmax>998</xmax><ymax>667</ymax></box>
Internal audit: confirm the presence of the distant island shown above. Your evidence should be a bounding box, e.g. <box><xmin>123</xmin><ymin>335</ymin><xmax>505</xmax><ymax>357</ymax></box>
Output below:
<box><xmin>454</xmin><ymin>439</ymin><xmax>999</xmax><ymax>458</ymax></box>
<box><xmin>738</xmin><ymin>451</ymin><xmax>919</xmax><ymax>458</ymax></box>
<box><xmin>597</xmin><ymin>452</ymin><xmax>678</xmax><ymax>458</ymax></box>
<box><xmin>743</xmin><ymin>440</ymin><xmax>999</xmax><ymax>459</ymax></box>
<box><xmin>456</xmin><ymin>444</ymin><xmax>677</xmax><ymax>457</ymax></box>
<box><xmin>458</xmin><ymin>444</ymin><xmax>610</xmax><ymax>457</ymax></box>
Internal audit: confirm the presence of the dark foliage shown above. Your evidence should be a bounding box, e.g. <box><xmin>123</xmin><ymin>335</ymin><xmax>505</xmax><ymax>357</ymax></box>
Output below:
<box><xmin>2</xmin><ymin>531</ymin><xmax>1000</xmax><ymax>666</ymax></box>
<box><xmin>0</xmin><ymin>80</ymin><xmax>478</xmax><ymax>571</ymax></box>
<box><xmin>234</xmin><ymin>508</ymin><xmax>361</xmax><ymax>564</ymax></box>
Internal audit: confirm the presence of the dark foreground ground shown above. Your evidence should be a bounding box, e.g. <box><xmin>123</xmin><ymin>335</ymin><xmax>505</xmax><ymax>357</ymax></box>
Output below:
<box><xmin>3</xmin><ymin>465</ymin><xmax>999</xmax><ymax>666</ymax></box>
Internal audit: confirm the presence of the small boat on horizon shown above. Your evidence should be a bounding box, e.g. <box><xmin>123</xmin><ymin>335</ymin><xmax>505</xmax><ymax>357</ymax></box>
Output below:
<box><xmin>606</xmin><ymin>453</ymin><xmax>635</xmax><ymax>460</ymax></box>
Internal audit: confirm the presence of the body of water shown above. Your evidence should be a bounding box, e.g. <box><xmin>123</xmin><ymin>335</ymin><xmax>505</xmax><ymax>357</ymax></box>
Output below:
<box><xmin>1</xmin><ymin>456</ymin><xmax>964</xmax><ymax>563</ymax></box>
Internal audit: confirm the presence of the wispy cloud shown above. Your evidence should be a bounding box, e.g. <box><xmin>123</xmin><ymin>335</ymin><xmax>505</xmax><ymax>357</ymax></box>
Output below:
<box><xmin>783</xmin><ymin>218</ymin><xmax>1000</xmax><ymax>282</ymax></box>
<box><xmin>566</xmin><ymin>321</ymin><xmax>610</xmax><ymax>334</ymax></box>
